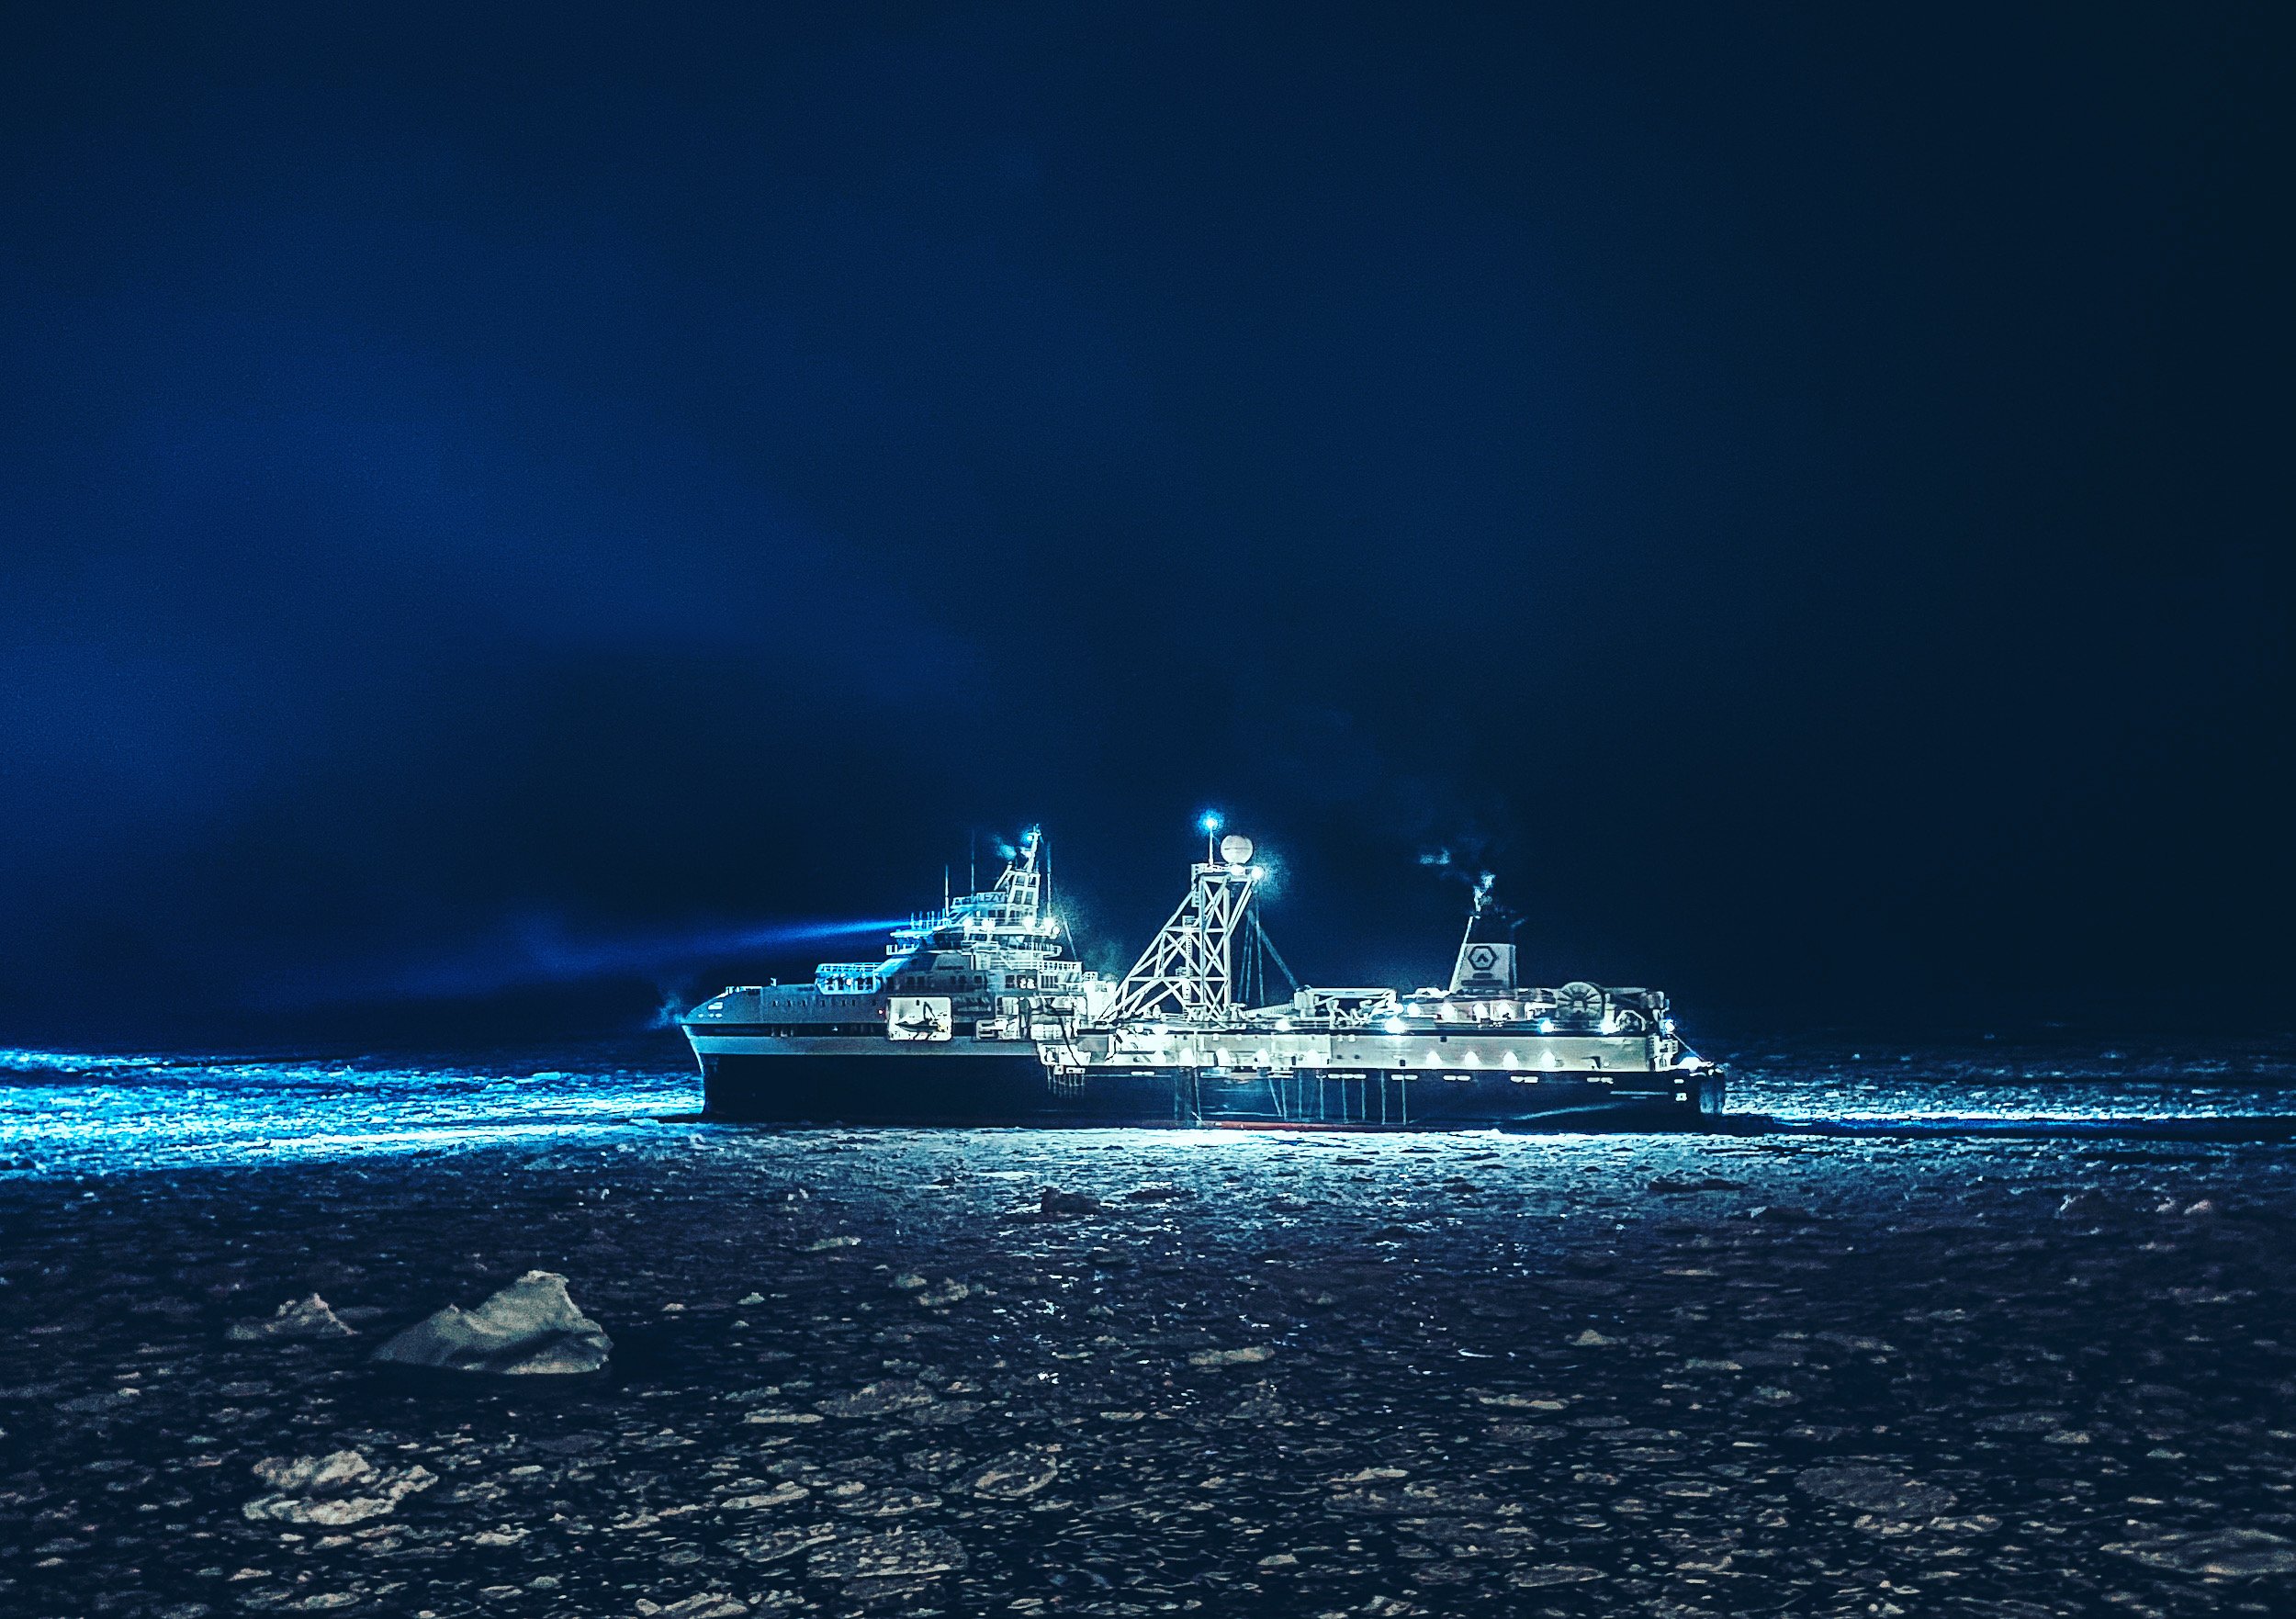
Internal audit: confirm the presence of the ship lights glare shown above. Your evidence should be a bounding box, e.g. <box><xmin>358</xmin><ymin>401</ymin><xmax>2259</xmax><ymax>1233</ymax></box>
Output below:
<box><xmin>1680</xmin><ymin>1056</ymin><xmax>1705</xmax><ymax>1071</ymax></box>
<box><xmin>1383</xmin><ymin>1016</ymin><xmax>1410</xmax><ymax>1035</ymax></box>
<box><xmin>1199</xmin><ymin>810</ymin><xmax>1223</xmax><ymax>834</ymax></box>
<box><xmin>1537</xmin><ymin>1017</ymin><xmax>1555</xmax><ymax>1033</ymax></box>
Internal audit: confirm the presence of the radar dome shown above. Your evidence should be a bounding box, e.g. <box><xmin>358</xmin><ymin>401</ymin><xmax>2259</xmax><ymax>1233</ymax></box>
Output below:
<box><xmin>1220</xmin><ymin>833</ymin><xmax>1255</xmax><ymax>865</ymax></box>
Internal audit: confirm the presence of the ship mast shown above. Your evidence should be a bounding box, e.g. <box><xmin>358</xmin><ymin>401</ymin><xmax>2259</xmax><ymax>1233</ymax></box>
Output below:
<box><xmin>1110</xmin><ymin>815</ymin><xmax>1261</xmax><ymax>1022</ymax></box>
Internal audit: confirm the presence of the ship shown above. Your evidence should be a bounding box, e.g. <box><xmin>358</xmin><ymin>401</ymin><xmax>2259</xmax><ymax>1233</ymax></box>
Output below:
<box><xmin>681</xmin><ymin>821</ymin><xmax>1723</xmax><ymax>1129</ymax></box>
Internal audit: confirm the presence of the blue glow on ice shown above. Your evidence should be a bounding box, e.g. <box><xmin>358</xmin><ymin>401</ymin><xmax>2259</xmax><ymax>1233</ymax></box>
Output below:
<box><xmin>0</xmin><ymin>1049</ymin><xmax>692</xmax><ymax>1176</ymax></box>
<box><xmin>6</xmin><ymin>1037</ymin><xmax>2294</xmax><ymax>1179</ymax></box>
<box><xmin>1724</xmin><ymin>1040</ymin><xmax>2296</xmax><ymax>1130</ymax></box>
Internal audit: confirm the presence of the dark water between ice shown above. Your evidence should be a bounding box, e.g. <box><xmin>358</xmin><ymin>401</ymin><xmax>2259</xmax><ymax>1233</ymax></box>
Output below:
<box><xmin>6</xmin><ymin>1034</ymin><xmax>2296</xmax><ymax>1175</ymax></box>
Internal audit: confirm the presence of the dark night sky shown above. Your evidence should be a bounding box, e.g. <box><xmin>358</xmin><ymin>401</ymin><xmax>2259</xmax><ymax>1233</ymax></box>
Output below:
<box><xmin>3</xmin><ymin>4</ymin><xmax>2290</xmax><ymax>1045</ymax></box>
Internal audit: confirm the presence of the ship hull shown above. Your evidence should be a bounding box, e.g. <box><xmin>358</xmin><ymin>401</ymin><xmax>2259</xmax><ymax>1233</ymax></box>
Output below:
<box><xmin>696</xmin><ymin>1046</ymin><xmax>1724</xmax><ymax>1130</ymax></box>
<box><xmin>696</xmin><ymin>1049</ymin><xmax>1181</xmax><ymax>1125</ymax></box>
<box><xmin>1178</xmin><ymin>1067</ymin><xmax>1723</xmax><ymax>1130</ymax></box>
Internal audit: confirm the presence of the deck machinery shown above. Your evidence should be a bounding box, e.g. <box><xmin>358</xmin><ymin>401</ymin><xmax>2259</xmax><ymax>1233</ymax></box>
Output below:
<box><xmin>683</xmin><ymin>824</ymin><xmax>1722</xmax><ymax>1128</ymax></box>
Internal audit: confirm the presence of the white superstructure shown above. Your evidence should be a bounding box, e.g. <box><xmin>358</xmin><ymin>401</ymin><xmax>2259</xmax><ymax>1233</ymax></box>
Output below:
<box><xmin>1045</xmin><ymin>829</ymin><xmax>1705</xmax><ymax>1113</ymax></box>
<box><xmin>683</xmin><ymin>828</ymin><xmax>1116</xmax><ymax>1052</ymax></box>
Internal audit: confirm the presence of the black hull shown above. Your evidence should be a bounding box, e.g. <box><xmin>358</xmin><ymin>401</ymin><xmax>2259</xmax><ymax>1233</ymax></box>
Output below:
<box><xmin>699</xmin><ymin>1052</ymin><xmax>1724</xmax><ymax>1131</ymax></box>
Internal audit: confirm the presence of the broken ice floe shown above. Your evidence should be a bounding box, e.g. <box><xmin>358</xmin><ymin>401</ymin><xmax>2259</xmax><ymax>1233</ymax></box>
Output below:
<box><xmin>242</xmin><ymin>1449</ymin><xmax>436</xmax><ymax>1526</ymax></box>
<box><xmin>371</xmin><ymin>1270</ymin><xmax>611</xmax><ymax>1374</ymax></box>
<box><xmin>227</xmin><ymin>1292</ymin><xmax>356</xmax><ymax>1341</ymax></box>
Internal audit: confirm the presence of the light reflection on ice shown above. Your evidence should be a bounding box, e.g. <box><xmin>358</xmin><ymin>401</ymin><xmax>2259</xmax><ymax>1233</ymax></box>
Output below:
<box><xmin>1728</xmin><ymin>1037</ymin><xmax>2296</xmax><ymax>1125</ymax></box>
<box><xmin>6</xmin><ymin>1035</ymin><xmax>2294</xmax><ymax>1177</ymax></box>
<box><xmin>0</xmin><ymin>1048</ymin><xmax>693</xmax><ymax>1175</ymax></box>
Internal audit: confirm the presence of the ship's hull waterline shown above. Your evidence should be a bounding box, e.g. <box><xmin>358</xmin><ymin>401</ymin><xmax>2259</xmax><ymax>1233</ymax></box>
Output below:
<box><xmin>696</xmin><ymin>1046</ymin><xmax>1726</xmax><ymax>1130</ymax></box>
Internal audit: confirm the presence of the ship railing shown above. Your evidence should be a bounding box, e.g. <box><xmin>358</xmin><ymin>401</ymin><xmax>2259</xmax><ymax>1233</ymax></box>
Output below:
<box><xmin>814</xmin><ymin>963</ymin><xmax>890</xmax><ymax>995</ymax></box>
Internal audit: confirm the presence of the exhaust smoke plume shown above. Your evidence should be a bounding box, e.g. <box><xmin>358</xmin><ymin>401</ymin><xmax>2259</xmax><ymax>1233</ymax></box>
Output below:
<box><xmin>1419</xmin><ymin>846</ymin><xmax>1516</xmax><ymax>923</ymax></box>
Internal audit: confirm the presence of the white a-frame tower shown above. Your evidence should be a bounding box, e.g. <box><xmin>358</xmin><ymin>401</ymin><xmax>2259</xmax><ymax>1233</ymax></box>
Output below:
<box><xmin>1110</xmin><ymin>829</ymin><xmax>1262</xmax><ymax>1022</ymax></box>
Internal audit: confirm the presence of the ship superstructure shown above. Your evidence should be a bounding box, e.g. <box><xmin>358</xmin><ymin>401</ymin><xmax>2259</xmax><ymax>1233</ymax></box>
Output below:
<box><xmin>684</xmin><ymin>822</ymin><xmax>1721</xmax><ymax>1128</ymax></box>
<box><xmin>682</xmin><ymin>830</ymin><xmax>1118</xmax><ymax>1120</ymax></box>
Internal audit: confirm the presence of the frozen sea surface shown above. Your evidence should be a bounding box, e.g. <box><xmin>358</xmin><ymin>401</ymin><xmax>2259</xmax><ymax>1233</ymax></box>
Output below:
<box><xmin>3</xmin><ymin>1036</ymin><xmax>2293</xmax><ymax>1617</ymax></box>
<box><xmin>0</xmin><ymin>1044</ymin><xmax>693</xmax><ymax>1176</ymax></box>
<box><xmin>6</xmin><ymin>1034</ymin><xmax>2296</xmax><ymax>1177</ymax></box>
<box><xmin>1727</xmin><ymin>1036</ymin><xmax>2296</xmax><ymax>1131</ymax></box>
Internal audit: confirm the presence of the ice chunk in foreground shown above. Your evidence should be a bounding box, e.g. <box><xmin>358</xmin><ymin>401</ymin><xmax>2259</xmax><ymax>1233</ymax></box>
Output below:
<box><xmin>372</xmin><ymin>1269</ymin><xmax>611</xmax><ymax>1374</ymax></box>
